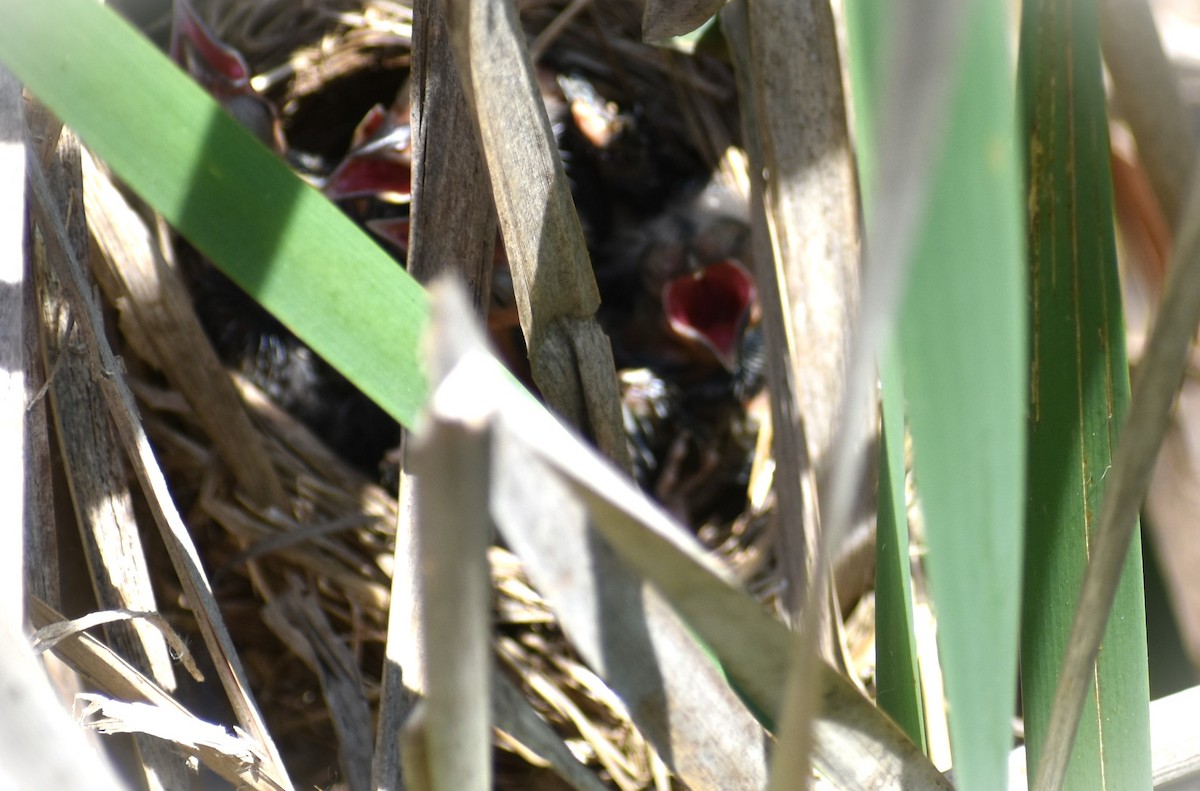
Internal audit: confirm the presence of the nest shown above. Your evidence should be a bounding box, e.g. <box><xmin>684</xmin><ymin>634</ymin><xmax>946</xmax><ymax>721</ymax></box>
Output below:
<box><xmin>27</xmin><ymin>1</ymin><xmax>870</xmax><ymax>788</ymax></box>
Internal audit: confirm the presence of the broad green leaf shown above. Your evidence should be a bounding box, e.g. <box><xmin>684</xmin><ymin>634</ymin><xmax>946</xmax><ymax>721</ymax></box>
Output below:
<box><xmin>1019</xmin><ymin>1</ymin><xmax>1153</xmax><ymax>788</ymax></box>
<box><xmin>0</xmin><ymin>0</ymin><xmax>429</xmax><ymax>429</ymax></box>
<box><xmin>897</xmin><ymin>2</ymin><xmax>1026</xmax><ymax>789</ymax></box>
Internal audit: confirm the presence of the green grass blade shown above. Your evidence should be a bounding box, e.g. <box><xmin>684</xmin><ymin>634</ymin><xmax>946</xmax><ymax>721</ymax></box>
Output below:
<box><xmin>1019</xmin><ymin>1</ymin><xmax>1153</xmax><ymax>787</ymax></box>
<box><xmin>875</xmin><ymin>345</ymin><xmax>927</xmax><ymax>752</ymax></box>
<box><xmin>895</xmin><ymin>2</ymin><xmax>1026</xmax><ymax>788</ymax></box>
<box><xmin>0</xmin><ymin>0</ymin><xmax>429</xmax><ymax>429</ymax></box>
<box><xmin>844</xmin><ymin>0</ymin><xmax>927</xmax><ymax>752</ymax></box>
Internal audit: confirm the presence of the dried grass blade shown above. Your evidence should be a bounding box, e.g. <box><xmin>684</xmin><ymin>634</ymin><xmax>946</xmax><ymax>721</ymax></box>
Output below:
<box><xmin>77</xmin><ymin>694</ymin><xmax>286</xmax><ymax>789</ymax></box>
<box><xmin>30</xmin><ymin>598</ymin><xmax>192</xmax><ymax>712</ymax></box>
<box><xmin>439</xmin><ymin>0</ymin><xmax>628</xmax><ymax>469</ymax></box>
<box><xmin>26</xmin><ymin>155</ymin><xmax>294</xmax><ymax>791</ymax></box>
<box><xmin>32</xmin><ymin>609</ymin><xmax>200</xmax><ymax>682</ymax></box>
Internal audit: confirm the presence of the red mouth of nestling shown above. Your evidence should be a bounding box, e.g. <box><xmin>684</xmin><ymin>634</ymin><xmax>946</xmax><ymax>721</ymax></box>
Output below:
<box><xmin>662</xmin><ymin>259</ymin><xmax>756</xmax><ymax>370</ymax></box>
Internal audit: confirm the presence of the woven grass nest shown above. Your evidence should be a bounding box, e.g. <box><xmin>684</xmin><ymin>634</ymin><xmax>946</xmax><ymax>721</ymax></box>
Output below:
<box><xmin>29</xmin><ymin>1</ymin><xmax>878</xmax><ymax>789</ymax></box>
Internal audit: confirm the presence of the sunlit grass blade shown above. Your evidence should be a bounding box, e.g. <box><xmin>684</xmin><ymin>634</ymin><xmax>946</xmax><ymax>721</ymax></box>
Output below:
<box><xmin>844</xmin><ymin>0</ymin><xmax>927</xmax><ymax>752</ymax></box>
<box><xmin>893</xmin><ymin>2</ymin><xmax>1027</xmax><ymax>788</ymax></box>
<box><xmin>1018</xmin><ymin>0</ymin><xmax>1153</xmax><ymax>788</ymax></box>
<box><xmin>0</xmin><ymin>0</ymin><xmax>429</xmax><ymax>429</ymax></box>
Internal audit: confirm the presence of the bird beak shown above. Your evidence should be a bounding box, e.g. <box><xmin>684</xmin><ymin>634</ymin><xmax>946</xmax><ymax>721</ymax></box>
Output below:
<box><xmin>661</xmin><ymin>258</ymin><xmax>757</xmax><ymax>372</ymax></box>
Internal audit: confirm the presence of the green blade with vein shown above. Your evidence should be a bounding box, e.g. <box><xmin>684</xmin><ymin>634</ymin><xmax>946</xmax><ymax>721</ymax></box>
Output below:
<box><xmin>1019</xmin><ymin>0</ymin><xmax>1152</xmax><ymax>786</ymax></box>
<box><xmin>0</xmin><ymin>0</ymin><xmax>429</xmax><ymax>428</ymax></box>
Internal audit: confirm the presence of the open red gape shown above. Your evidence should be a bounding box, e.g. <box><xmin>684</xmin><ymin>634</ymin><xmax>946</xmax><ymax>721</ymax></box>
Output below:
<box><xmin>662</xmin><ymin>259</ymin><xmax>756</xmax><ymax>370</ymax></box>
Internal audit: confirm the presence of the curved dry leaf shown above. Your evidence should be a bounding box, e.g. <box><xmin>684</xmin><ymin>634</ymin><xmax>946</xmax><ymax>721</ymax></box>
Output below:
<box><xmin>642</xmin><ymin>0</ymin><xmax>725</xmax><ymax>41</ymax></box>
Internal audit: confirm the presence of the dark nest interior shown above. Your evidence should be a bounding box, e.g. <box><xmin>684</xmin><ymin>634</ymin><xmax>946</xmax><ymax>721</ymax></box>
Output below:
<box><xmin>43</xmin><ymin>0</ymin><xmax>875</xmax><ymax>788</ymax></box>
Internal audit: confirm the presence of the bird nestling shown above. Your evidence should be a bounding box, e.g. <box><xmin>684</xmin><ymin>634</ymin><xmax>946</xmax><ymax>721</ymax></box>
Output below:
<box><xmin>597</xmin><ymin>177</ymin><xmax>760</xmax><ymax>386</ymax></box>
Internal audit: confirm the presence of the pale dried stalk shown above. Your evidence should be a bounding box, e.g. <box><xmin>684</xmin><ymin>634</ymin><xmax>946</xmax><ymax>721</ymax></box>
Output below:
<box><xmin>376</xmin><ymin>0</ymin><xmax>498</xmax><ymax>782</ymax></box>
<box><xmin>408</xmin><ymin>282</ymin><xmax>496</xmax><ymax>791</ymax></box>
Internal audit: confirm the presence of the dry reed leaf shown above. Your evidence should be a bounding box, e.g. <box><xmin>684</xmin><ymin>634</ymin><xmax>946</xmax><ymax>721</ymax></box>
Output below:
<box><xmin>407</xmin><ymin>0</ymin><xmax>496</xmax><ymax>306</ymax></box>
<box><xmin>440</xmin><ymin>0</ymin><xmax>629</xmax><ymax>470</ymax></box>
<box><xmin>720</xmin><ymin>3</ymin><xmax>828</xmax><ymax>640</ymax></box>
<box><xmin>731</xmin><ymin>0</ymin><xmax>861</xmax><ymax>477</ymax></box>
<box><xmin>16</xmin><ymin>100</ymin><xmax>58</xmax><ymax>611</ymax></box>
